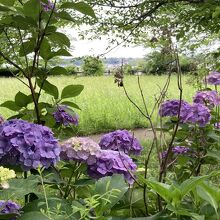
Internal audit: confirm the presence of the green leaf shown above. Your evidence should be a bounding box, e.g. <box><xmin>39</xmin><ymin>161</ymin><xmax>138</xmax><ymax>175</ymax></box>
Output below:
<box><xmin>49</xmin><ymin>66</ymin><xmax>67</xmax><ymax>75</ymax></box>
<box><xmin>49</xmin><ymin>49</ymin><xmax>72</xmax><ymax>60</ymax></box>
<box><xmin>180</xmin><ymin>175</ymin><xmax>210</xmax><ymax>197</ymax></box>
<box><xmin>19</xmin><ymin>211</ymin><xmax>49</xmax><ymax>220</ymax></box>
<box><xmin>61</xmin><ymin>2</ymin><xmax>96</xmax><ymax>18</ymax></box>
<box><xmin>55</xmin><ymin>11</ymin><xmax>75</xmax><ymax>22</ymax></box>
<box><xmin>47</xmin><ymin>32</ymin><xmax>70</xmax><ymax>48</ymax></box>
<box><xmin>146</xmin><ymin>180</ymin><xmax>172</xmax><ymax>203</ymax></box>
<box><xmin>3</xmin><ymin>176</ymin><xmax>40</xmax><ymax>199</ymax></box>
<box><xmin>0</xmin><ymin>101</ymin><xmax>21</xmax><ymax>111</ymax></box>
<box><xmin>39</xmin><ymin>39</ymin><xmax>51</xmax><ymax>61</ymax></box>
<box><xmin>0</xmin><ymin>213</ymin><xmax>19</xmax><ymax>219</ymax></box>
<box><xmin>19</xmin><ymin>38</ymin><xmax>35</xmax><ymax>57</ymax></box>
<box><xmin>36</xmin><ymin>79</ymin><xmax>59</xmax><ymax>99</ymax></box>
<box><xmin>23</xmin><ymin>0</ymin><xmax>40</xmax><ymax>20</ymax></box>
<box><xmin>0</xmin><ymin>5</ymin><xmax>11</xmax><ymax>11</ymax></box>
<box><xmin>61</xmin><ymin>84</ymin><xmax>84</xmax><ymax>99</ymax></box>
<box><xmin>94</xmin><ymin>174</ymin><xmax>128</xmax><ymax>209</ymax></box>
<box><xmin>61</xmin><ymin>101</ymin><xmax>81</xmax><ymax>110</ymax></box>
<box><xmin>0</xmin><ymin>0</ymin><xmax>15</xmax><ymax>6</ymax></box>
<box><xmin>197</xmin><ymin>184</ymin><xmax>220</xmax><ymax>218</ymax></box>
<box><xmin>15</xmin><ymin>91</ymin><xmax>32</xmax><ymax>107</ymax></box>
<box><xmin>12</xmin><ymin>15</ymin><xmax>37</xmax><ymax>28</ymax></box>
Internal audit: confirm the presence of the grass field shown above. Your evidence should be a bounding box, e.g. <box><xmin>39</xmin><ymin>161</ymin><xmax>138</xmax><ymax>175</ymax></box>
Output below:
<box><xmin>0</xmin><ymin>75</ymin><xmax>197</xmax><ymax>135</ymax></box>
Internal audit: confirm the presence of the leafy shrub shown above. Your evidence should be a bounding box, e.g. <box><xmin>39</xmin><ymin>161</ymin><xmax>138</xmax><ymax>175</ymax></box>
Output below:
<box><xmin>82</xmin><ymin>56</ymin><xmax>105</xmax><ymax>76</ymax></box>
<box><xmin>0</xmin><ymin>69</ymin><xmax>19</xmax><ymax>77</ymax></box>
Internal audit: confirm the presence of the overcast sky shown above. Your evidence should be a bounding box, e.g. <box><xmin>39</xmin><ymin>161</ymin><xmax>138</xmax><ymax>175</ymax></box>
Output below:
<box><xmin>64</xmin><ymin>28</ymin><xmax>151</xmax><ymax>58</ymax></box>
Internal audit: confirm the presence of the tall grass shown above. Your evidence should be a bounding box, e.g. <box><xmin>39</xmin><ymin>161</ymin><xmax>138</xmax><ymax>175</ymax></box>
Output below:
<box><xmin>0</xmin><ymin>75</ymin><xmax>196</xmax><ymax>135</ymax></box>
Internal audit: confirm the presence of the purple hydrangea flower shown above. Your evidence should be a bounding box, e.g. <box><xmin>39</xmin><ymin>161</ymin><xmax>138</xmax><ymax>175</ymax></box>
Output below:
<box><xmin>87</xmin><ymin>150</ymin><xmax>137</xmax><ymax>184</ymax></box>
<box><xmin>0</xmin><ymin>115</ymin><xmax>4</xmax><ymax>125</ymax></box>
<box><xmin>204</xmin><ymin>71</ymin><xmax>220</xmax><ymax>85</ymax></box>
<box><xmin>0</xmin><ymin>119</ymin><xmax>60</xmax><ymax>171</ymax></box>
<box><xmin>53</xmin><ymin>105</ymin><xmax>79</xmax><ymax>126</ymax></box>
<box><xmin>0</xmin><ymin>200</ymin><xmax>20</xmax><ymax>219</ymax></box>
<box><xmin>193</xmin><ymin>90</ymin><xmax>220</xmax><ymax>108</ymax></box>
<box><xmin>161</xmin><ymin>146</ymin><xmax>190</xmax><ymax>158</ymax></box>
<box><xmin>99</xmin><ymin>130</ymin><xmax>143</xmax><ymax>155</ymax></box>
<box><xmin>159</xmin><ymin>100</ymin><xmax>190</xmax><ymax>117</ymax></box>
<box><xmin>41</xmin><ymin>0</ymin><xmax>55</xmax><ymax>12</ymax></box>
<box><xmin>181</xmin><ymin>103</ymin><xmax>211</xmax><ymax>127</ymax></box>
<box><xmin>60</xmin><ymin>137</ymin><xmax>101</xmax><ymax>165</ymax></box>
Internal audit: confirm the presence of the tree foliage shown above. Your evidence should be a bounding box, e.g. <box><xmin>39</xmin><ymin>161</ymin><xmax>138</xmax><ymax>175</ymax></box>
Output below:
<box><xmin>82</xmin><ymin>56</ymin><xmax>104</xmax><ymax>76</ymax></box>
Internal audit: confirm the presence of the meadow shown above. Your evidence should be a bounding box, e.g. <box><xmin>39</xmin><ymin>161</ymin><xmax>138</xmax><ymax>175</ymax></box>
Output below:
<box><xmin>0</xmin><ymin>75</ymin><xmax>197</xmax><ymax>135</ymax></box>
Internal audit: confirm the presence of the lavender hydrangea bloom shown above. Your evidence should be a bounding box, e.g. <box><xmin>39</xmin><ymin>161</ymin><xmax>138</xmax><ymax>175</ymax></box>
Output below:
<box><xmin>0</xmin><ymin>119</ymin><xmax>60</xmax><ymax>171</ymax></box>
<box><xmin>159</xmin><ymin>100</ymin><xmax>190</xmax><ymax>117</ymax></box>
<box><xmin>161</xmin><ymin>146</ymin><xmax>190</xmax><ymax>158</ymax></box>
<box><xmin>181</xmin><ymin>103</ymin><xmax>211</xmax><ymax>127</ymax></box>
<box><xmin>60</xmin><ymin>137</ymin><xmax>101</xmax><ymax>165</ymax></box>
<box><xmin>41</xmin><ymin>0</ymin><xmax>55</xmax><ymax>12</ymax></box>
<box><xmin>87</xmin><ymin>150</ymin><xmax>137</xmax><ymax>184</ymax></box>
<box><xmin>53</xmin><ymin>105</ymin><xmax>79</xmax><ymax>126</ymax></box>
<box><xmin>204</xmin><ymin>71</ymin><xmax>220</xmax><ymax>85</ymax></box>
<box><xmin>0</xmin><ymin>200</ymin><xmax>20</xmax><ymax>219</ymax></box>
<box><xmin>0</xmin><ymin>115</ymin><xmax>4</xmax><ymax>125</ymax></box>
<box><xmin>99</xmin><ymin>130</ymin><xmax>143</xmax><ymax>155</ymax></box>
<box><xmin>193</xmin><ymin>90</ymin><xmax>220</xmax><ymax>108</ymax></box>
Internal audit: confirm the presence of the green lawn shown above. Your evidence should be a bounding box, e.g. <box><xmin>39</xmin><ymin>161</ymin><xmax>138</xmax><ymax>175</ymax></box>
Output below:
<box><xmin>0</xmin><ymin>75</ymin><xmax>197</xmax><ymax>135</ymax></box>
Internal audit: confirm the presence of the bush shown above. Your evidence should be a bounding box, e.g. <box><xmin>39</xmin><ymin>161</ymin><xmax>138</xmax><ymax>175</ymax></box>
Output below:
<box><xmin>143</xmin><ymin>51</ymin><xmax>198</xmax><ymax>74</ymax></box>
<box><xmin>0</xmin><ymin>69</ymin><xmax>19</xmax><ymax>77</ymax></box>
<box><xmin>82</xmin><ymin>56</ymin><xmax>105</xmax><ymax>76</ymax></box>
<box><xmin>65</xmin><ymin>66</ymin><xmax>78</xmax><ymax>75</ymax></box>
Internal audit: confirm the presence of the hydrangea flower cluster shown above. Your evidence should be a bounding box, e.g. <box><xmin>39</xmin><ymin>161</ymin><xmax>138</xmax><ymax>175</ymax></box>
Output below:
<box><xmin>60</xmin><ymin>137</ymin><xmax>137</xmax><ymax>184</ymax></box>
<box><xmin>0</xmin><ymin>166</ymin><xmax>16</xmax><ymax>189</ymax></box>
<box><xmin>159</xmin><ymin>100</ymin><xmax>190</xmax><ymax>117</ymax></box>
<box><xmin>0</xmin><ymin>115</ymin><xmax>4</xmax><ymax>125</ymax></box>
<box><xmin>99</xmin><ymin>130</ymin><xmax>143</xmax><ymax>155</ymax></box>
<box><xmin>41</xmin><ymin>0</ymin><xmax>55</xmax><ymax>12</ymax></box>
<box><xmin>161</xmin><ymin>146</ymin><xmax>190</xmax><ymax>158</ymax></box>
<box><xmin>181</xmin><ymin>103</ymin><xmax>211</xmax><ymax>127</ymax></box>
<box><xmin>0</xmin><ymin>119</ymin><xmax>60</xmax><ymax>171</ymax></box>
<box><xmin>60</xmin><ymin>137</ymin><xmax>101</xmax><ymax>165</ymax></box>
<box><xmin>53</xmin><ymin>105</ymin><xmax>79</xmax><ymax>126</ymax></box>
<box><xmin>87</xmin><ymin>150</ymin><xmax>137</xmax><ymax>184</ymax></box>
<box><xmin>0</xmin><ymin>200</ymin><xmax>20</xmax><ymax>219</ymax></box>
<box><xmin>204</xmin><ymin>71</ymin><xmax>220</xmax><ymax>85</ymax></box>
<box><xmin>193</xmin><ymin>90</ymin><xmax>220</xmax><ymax>108</ymax></box>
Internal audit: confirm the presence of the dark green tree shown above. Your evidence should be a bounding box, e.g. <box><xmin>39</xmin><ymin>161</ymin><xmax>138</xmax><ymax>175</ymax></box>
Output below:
<box><xmin>82</xmin><ymin>56</ymin><xmax>105</xmax><ymax>76</ymax></box>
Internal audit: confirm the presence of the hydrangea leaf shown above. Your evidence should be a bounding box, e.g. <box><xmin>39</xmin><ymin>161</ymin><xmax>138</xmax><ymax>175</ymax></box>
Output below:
<box><xmin>15</xmin><ymin>91</ymin><xmax>32</xmax><ymax>107</ymax></box>
<box><xmin>61</xmin><ymin>85</ymin><xmax>84</xmax><ymax>99</ymax></box>
<box><xmin>61</xmin><ymin>101</ymin><xmax>81</xmax><ymax>110</ymax></box>
<box><xmin>36</xmin><ymin>79</ymin><xmax>59</xmax><ymax>99</ymax></box>
<box><xmin>0</xmin><ymin>101</ymin><xmax>21</xmax><ymax>111</ymax></box>
<box><xmin>94</xmin><ymin>174</ymin><xmax>128</xmax><ymax>209</ymax></box>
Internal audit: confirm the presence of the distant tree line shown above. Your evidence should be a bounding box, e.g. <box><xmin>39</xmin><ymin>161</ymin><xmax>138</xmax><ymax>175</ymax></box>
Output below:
<box><xmin>0</xmin><ymin>53</ymin><xmax>198</xmax><ymax>77</ymax></box>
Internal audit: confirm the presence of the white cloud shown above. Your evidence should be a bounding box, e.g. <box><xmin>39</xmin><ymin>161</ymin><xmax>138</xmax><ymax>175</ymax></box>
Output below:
<box><xmin>63</xmin><ymin>27</ymin><xmax>150</xmax><ymax>58</ymax></box>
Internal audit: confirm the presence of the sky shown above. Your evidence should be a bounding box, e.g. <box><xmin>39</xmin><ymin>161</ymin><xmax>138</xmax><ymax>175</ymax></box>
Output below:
<box><xmin>63</xmin><ymin>28</ymin><xmax>151</xmax><ymax>58</ymax></box>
